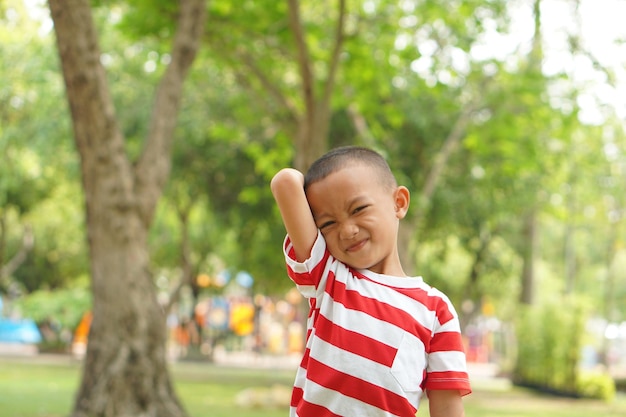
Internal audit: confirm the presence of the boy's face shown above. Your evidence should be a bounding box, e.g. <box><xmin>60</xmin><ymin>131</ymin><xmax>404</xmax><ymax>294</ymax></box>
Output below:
<box><xmin>306</xmin><ymin>163</ymin><xmax>410</xmax><ymax>276</ymax></box>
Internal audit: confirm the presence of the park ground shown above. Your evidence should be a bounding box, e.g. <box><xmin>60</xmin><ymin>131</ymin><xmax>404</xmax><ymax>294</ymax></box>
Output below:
<box><xmin>1</xmin><ymin>348</ymin><xmax>625</xmax><ymax>417</ymax></box>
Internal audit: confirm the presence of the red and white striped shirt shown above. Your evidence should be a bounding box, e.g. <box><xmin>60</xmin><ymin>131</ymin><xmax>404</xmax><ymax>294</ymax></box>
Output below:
<box><xmin>284</xmin><ymin>232</ymin><xmax>471</xmax><ymax>417</ymax></box>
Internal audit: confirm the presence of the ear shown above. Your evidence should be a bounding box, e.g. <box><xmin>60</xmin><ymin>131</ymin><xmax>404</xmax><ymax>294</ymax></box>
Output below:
<box><xmin>393</xmin><ymin>186</ymin><xmax>410</xmax><ymax>219</ymax></box>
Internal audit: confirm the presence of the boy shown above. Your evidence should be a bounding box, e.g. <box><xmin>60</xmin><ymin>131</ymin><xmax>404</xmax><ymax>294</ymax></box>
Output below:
<box><xmin>271</xmin><ymin>146</ymin><xmax>471</xmax><ymax>417</ymax></box>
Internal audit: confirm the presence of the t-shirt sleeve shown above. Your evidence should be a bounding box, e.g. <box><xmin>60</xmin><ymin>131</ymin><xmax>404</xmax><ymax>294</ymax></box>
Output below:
<box><xmin>424</xmin><ymin>295</ymin><xmax>472</xmax><ymax>396</ymax></box>
<box><xmin>283</xmin><ymin>231</ymin><xmax>331</xmax><ymax>299</ymax></box>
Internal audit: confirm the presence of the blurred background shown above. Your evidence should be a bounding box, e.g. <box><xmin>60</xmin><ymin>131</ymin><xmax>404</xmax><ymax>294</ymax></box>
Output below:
<box><xmin>1</xmin><ymin>0</ymin><xmax>625</xmax><ymax>411</ymax></box>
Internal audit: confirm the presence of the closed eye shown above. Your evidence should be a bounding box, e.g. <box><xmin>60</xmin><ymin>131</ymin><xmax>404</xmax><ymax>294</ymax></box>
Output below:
<box><xmin>318</xmin><ymin>220</ymin><xmax>335</xmax><ymax>230</ymax></box>
<box><xmin>353</xmin><ymin>205</ymin><xmax>369</xmax><ymax>214</ymax></box>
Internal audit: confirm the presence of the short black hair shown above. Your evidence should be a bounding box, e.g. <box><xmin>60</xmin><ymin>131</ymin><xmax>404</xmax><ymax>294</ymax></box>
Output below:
<box><xmin>304</xmin><ymin>146</ymin><xmax>397</xmax><ymax>191</ymax></box>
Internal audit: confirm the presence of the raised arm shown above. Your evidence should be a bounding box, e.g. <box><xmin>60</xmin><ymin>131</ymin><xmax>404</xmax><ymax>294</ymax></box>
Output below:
<box><xmin>270</xmin><ymin>168</ymin><xmax>318</xmax><ymax>262</ymax></box>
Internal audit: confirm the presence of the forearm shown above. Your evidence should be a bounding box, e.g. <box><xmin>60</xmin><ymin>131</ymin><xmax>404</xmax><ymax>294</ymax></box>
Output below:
<box><xmin>427</xmin><ymin>390</ymin><xmax>465</xmax><ymax>417</ymax></box>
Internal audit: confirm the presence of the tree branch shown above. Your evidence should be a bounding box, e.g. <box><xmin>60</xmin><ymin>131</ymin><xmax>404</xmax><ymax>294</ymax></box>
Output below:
<box><xmin>165</xmin><ymin>206</ymin><xmax>195</xmax><ymax>313</ymax></box>
<box><xmin>234</xmin><ymin>48</ymin><xmax>299</xmax><ymax>123</ymax></box>
<box><xmin>321</xmin><ymin>0</ymin><xmax>347</xmax><ymax>108</ymax></box>
<box><xmin>421</xmin><ymin>104</ymin><xmax>475</xmax><ymax>202</ymax></box>
<box><xmin>0</xmin><ymin>225</ymin><xmax>34</xmax><ymax>281</ymax></box>
<box><xmin>49</xmin><ymin>0</ymin><xmax>128</xmax><ymax>200</ymax></box>
<box><xmin>287</xmin><ymin>0</ymin><xmax>315</xmax><ymax>121</ymax></box>
<box><xmin>400</xmin><ymin>99</ymin><xmax>480</xmax><ymax>272</ymax></box>
<box><xmin>134</xmin><ymin>0</ymin><xmax>207</xmax><ymax>226</ymax></box>
<box><xmin>347</xmin><ymin>103</ymin><xmax>376</xmax><ymax>146</ymax></box>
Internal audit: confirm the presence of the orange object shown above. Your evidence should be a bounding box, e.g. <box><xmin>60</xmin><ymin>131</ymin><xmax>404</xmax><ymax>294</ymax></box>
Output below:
<box><xmin>73</xmin><ymin>311</ymin><xmax>92</xmax><ymax>344</ymax></box>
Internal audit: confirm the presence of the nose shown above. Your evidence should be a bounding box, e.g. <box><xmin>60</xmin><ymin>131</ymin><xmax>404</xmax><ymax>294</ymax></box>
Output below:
<box><xmin>339</xmin><ymin>222</ymin><xmax>358</xmax><ymax>240</ymax></box>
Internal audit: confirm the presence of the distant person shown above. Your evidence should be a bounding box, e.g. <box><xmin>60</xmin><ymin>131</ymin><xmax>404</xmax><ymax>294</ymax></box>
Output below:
<box><xmin>271</xmin><ymin>146</ymin><xmax>471</xmax><ymax>417</ymax></box>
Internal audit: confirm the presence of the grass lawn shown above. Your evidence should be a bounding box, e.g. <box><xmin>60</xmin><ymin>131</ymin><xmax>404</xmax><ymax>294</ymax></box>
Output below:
<box><xmin>1</xmin><ymin>355</ymin><xmax>625</xmax><ymax>417</ymax></box>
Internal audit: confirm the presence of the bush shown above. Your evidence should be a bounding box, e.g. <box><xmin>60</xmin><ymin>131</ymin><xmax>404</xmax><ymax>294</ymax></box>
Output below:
<box><xmin>513</xmin><ymin>296</ymin><xmax>616</xmax><ymax>401</ymax></box>
<box><xmin>14</xmin><ymin>286</ymin><xmax>91</xmax><ymax>346</ymax></box>
<box><xmin>577</xmin><ymin>371</ymin><xmax>616</xmax><ymax>402</ymax></box>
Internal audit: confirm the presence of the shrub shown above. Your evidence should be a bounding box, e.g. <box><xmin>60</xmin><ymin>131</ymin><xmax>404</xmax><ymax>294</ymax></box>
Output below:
<box><xmin>577</xmin><ymin>371</ymin><xmax>616</xmax><ymax>402</ymax></box>
<box><xmin>513</xmin><ymin>296</ymin><xmax>616</xmax><ymax>401</ymax></box>
<box><xmin>14</xmin><ymin>286</ymin><xmax>91</xmax><ymax>346</ymax></box>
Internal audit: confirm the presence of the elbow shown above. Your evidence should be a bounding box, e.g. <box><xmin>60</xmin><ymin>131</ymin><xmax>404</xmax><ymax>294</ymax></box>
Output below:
<box><xmin>270</xmin><ymin>168</ymin><xmax>304</xmax><ymax>197</ymax></box>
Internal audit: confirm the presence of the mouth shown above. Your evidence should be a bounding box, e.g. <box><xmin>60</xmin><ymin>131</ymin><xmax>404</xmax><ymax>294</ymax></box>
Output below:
<box><xmin>345</xmin><ymin>238</ymin><xmax>368</xmax><ymax>253</ymax></box>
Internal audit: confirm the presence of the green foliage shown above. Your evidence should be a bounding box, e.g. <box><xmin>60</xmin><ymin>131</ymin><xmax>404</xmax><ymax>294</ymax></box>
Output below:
<box><xmin>0</xmin><ymin>0</ymin><xmax>84</xmax><ymax>295</ymax></box>
<box><xmin>113</xmin><ymin>0</ymin><xmax>178</xmax><ymax>42</ymax></box>
<box><xmin>577</xmin><ymin>371</ymin><xmax>616</xmax><ymax>402</ymax></box>
<box><xmin>2</xmin><ymin>0</ymin><xmax>626</xmax><ymax>331</ymax></box>
<box><xmin>15</xmin><ymin>284</ymin><xmax>91</xmax><ymax>331</ymax></box>
<box><xmin>514</xmin><ymin>299</ymin><xmax>581</xmax><ymax>393</ymax></box>
<box><xmin>1</xmin><ymin>0</ymin><xmax>72</xmax><ymax>217</ymax></box>
<box><xmin>16</xmin><ymin>181</ymin><xmax>88</xmax><ymax>291</ymax></box>
<box><xmin>513</xmin><ymin>297</ymin><xmax>616</xmax><ymax>401</ymax></box>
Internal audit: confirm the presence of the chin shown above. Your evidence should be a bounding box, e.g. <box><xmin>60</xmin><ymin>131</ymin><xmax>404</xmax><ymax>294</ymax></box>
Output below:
<box><xmin>347</xmin><ymin>259</ymin><xmax>380</xmax><ymax>271</ymax></box>
<box><xmin>338</xmin><ymin>258</ymin><xmax>367</xmax><ymax>270</ymax></box>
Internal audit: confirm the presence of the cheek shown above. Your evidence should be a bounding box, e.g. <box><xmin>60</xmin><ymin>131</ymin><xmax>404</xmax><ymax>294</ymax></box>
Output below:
<box><xmin>322</xmin><ymin>229</ymin><xmax>339</xmax><ymax>245</ymax></box>
<box><xmin>323</xmin><ymin>230</ymin><xmax>337</xmax><ymax>243</ymax></box>
<box><xmin>320</xmin><ymin>230</ymin><xmax>338</xmax><ymax>248</ymax></box>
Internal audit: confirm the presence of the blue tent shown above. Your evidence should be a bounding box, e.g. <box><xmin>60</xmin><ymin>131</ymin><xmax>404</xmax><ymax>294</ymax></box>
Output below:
<box><xmin>0</xmin><ymin>318</ymin><xmax>42</xmax><ymax>344</ymax></box>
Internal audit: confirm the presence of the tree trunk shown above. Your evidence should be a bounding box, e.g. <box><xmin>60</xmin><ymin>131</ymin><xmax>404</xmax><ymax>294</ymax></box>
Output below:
<box><xmin>293</xmin><ymin>109</ymin><xmax>331</xmax><ymax>172</ymax></box>
<box><xmin>519</xmin><ymin>210</ymin><xmax>537</xmax><ymax>305</ymax></box>
<box><xmin>288</xmin><ymin>0</ymin><xmax>346</xmax><ymax>171</ymax></box>
<box><xmin>460</xmin><ymin>227</ymin><xmax>493</xmax><ymax>328</ymax></box>
<box><xmin>517</xmin><ymin>0</ymin><xmax>543</xmax><ymax>306</ymax></box>
<box><xmin>48</xmin><ymin>0</ymin><xmax>206</xmax><ymax>416</ymax></box>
